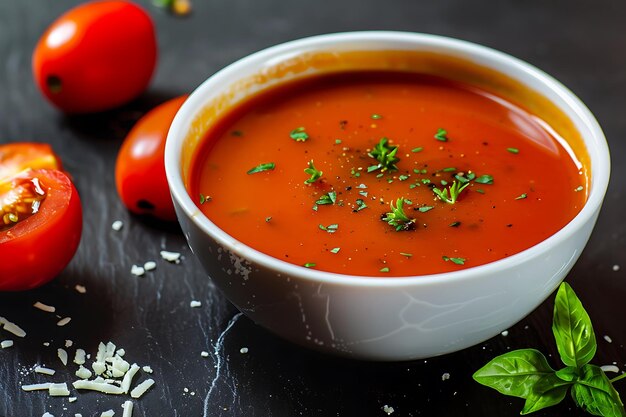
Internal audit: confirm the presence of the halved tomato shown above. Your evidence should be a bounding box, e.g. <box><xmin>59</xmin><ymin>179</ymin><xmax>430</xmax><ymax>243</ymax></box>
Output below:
<box><xmin>0</xmin><ymin>142</ymin><xmax>62</xmax><ymax>180</ymax></box>
<box><xmin>0</xmin><ymin>169</ymin><xmax>82</xmax><ymax>291</ymax></box>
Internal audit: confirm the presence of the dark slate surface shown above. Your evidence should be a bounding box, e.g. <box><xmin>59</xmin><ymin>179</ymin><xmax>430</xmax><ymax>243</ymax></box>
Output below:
<box><xmin>0</xmin><ymin>1</ymin><xmax>625</xmax><ymax>416</ymax></box>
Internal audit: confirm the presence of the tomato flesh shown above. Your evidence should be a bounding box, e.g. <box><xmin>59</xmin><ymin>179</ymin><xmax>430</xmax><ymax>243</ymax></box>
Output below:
<box><xmin>32</xmin><ymin>0</ymin><xmax>157</xmax><ymax>113</ymax></box>
<box><xmin>0</xmin><ymin>169</ymin><xmax>82</xmax><ymax>291</ymax></box>
<box><xmin>0</xmin><ymin>142</ymin><xmax>62</xmax><ymax>180</ymax></box>
<box><xmin>115</xmin><ymin>95</ymin><xmax>187</xmax><ymax>221</ymax></box>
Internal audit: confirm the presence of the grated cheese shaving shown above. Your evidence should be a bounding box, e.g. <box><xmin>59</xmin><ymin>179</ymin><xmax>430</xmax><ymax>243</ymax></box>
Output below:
<box><xmin>160</xmin><ymin>250</ymin><xmax>181</xmax><ymax>263</ymax></box>
<box><xmin>68</xmin><ymin>397</ymin><xmax>77</xmax><ymax>403</ymax></box>
<box><xmin>33</xmin><ymin>302</ymin><xmax>56</xmax><ymax>313</ymax></box>
<box><xmin>57</xmin><ymin>348</ymin><xmax>68</xmax><ymax>366</ymax></box>
<box><xmin>35</xmin><ymin>366</ymin><xmax>56</xmax><ymax>376</ymax></box>
<box><xmin>130</xmin><ymin>265</ymin><xmax>145</xmax><ymax>277</ymax></box>
<box><xmin>200</xmin><ymin>351</ymin><xmax>209</xmax><ymax>358</ymax></box>
<box><xmin>239</xmin><ymin>347</ymin><xmax>248</xmax><ymax>354</ymax></box>
<box><xmin>122</xmin><ymin>400</ymin><xmax>134</xmax><ymax>417</ymax></box>
<box><xmin>100</xmin><ymin>410</ymin><xmax>115</xmax><ymax>417</ymax></box>
<box><xmin>22</xmin><ymin>383</ymin><xmax>52</xmax><ymax>392</ymax></box>
<box><xmin>42</xmin><ymin>413</ymin><xmax>55</xmax><ymax>417</ymax></box>
<box><xmin>1</xmin><ymin>317</ymin><xmax>26</xmax><ymax>337</ymax></box>
<box><xmin>121</xmin><ymin>364</ymin><xmax>140</xmax><ymax>394</ymax></box>
<box><xmin>57</xmin><ymin>317</ymin><xmax>72</xmax><ymax>327</ymax></box>
<box><xmin>143</xmin><ymin>261</ymin><xmax>156</xmax><ymax>271</ymax></box>
<box><xmin>74</xmin><ymin>349</ymin><xmax>86</xmax><ymax>365</ymax></box>
<box><xmin>190</xmin><ymin>300</ymin><xmax>202</xmax><ymax>308</ymax></box>
<box><xmin>65</xmin><ymin>340</ymin><xmax>73</xmax><ymax>348</ymax></box>
<box><xmin>112</xmin><ymin>220</ymin><xmax>124</xmax><ymax>231</ymax></box>
<box><xmin>72</xmin><ymin>380</ymin><xmax>124</xmax><ymax>395</ymax></box>
<box><xmin>75</xmin><ymin>285</ymin><xmax>87</xmax><ymax>294</ymax></box>
<box><xmin>49</xmin><ymin>382</ymin><xmax>70</xmax><ymax>396</ymax></box>
<box><xmin>601</xmin><ymin>365</ymin><xmax>620</xmax><ymax>373</ymax></box>
<box><xmin>76</xmin><ymin>365</ymin><xmax>93</xmax><ymax>380</ymax></box>
<box><xmin>130</xmin><ymin>378</ymin><xmax>155</xmax><ymax>399</ymax></box>
<box><xmin>142</xmin><ymin>366</ymin><xmax>153</xmax><ymax>373</ymax></box>
<box><xmin>1</xmin><ymin>340</ymin><xmax>13</xmax><ymax>349</ymax></box>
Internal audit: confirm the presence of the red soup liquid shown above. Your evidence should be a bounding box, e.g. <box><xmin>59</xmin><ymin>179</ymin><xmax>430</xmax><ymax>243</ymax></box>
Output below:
<box><xmin>189</xmin><ymin>72</ymin><xmax>587</xmax><ymax>277</ymax></box>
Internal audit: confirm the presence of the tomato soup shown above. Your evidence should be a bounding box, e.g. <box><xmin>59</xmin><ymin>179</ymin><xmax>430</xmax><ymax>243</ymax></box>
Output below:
<box><xmin>189</xmin><ymin>71</ymin><xmax>587</xmax><ymax>277</ymax></box>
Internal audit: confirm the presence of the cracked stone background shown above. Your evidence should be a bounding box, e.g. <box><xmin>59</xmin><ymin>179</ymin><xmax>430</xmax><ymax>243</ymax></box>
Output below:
<box><xmin>1</xmin><ymin>1</ymin><xmax>625</xmax><ymax>416</ymax></box>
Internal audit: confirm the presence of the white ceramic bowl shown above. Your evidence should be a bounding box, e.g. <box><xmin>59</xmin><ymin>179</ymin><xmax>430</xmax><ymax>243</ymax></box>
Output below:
<box><xmin>165</xmin><ymin>32</ymin><xmax>610</xmax><ymax>361</ymax></box>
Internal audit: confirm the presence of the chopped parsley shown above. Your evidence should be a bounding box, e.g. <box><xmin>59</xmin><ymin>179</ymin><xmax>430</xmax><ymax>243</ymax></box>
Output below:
<box><xmin>442</xmin><ymin>167</ymin><xmax>456</xmax><ymax>172</ymax></box>
<box><xmin>316</xmin><ymin>191</ymin><xmax>337</xmax><ymax>205</ymax></box>
<box><xmin>368</xmin><ymin>137</ymin><xmax>400</xmax><ymax>172</ymax></box>
<box><xmin>379</xmin><ymin>267</ymin><xmax>390</xmax><ymax>273</ymax></box>
<box><xmin>290</xmin><ymin>126</ymin><xmax>309</xmax><ymax>142</ymax></box>
<box><xmin>335</xmin><ymin>139</ymin><xmax>342</xmax><ymax>144</ymax></box>
<box><xmin>433</xmin><ymin>180</ymin><xmax>470</xmax><ymax>204</ymax></box>
<box><xmin>358</xmin><ymin>190</ymin><xmax>368</xmax><ymax>197</ymax></box>
<box><xmin>507</xmin><ymin>147</ymin><xmax>519</xmax><ymax>154</ymax></box>
<box><xmin>575</xmin><ymin>185</ymin><xmax>584</xmax><ymax>192</ymax></box>
<box><xmin>434</xmin><ymin>128</ymin><xmax>448</xmax><ymax>142</ymax></box>
<box><xmin>303</xmin><ymin>262</ymin><xmax>316</xmax><ymax>268</ymax></box>
<box><xmin>319</xmin><ymin>223</ymin><xmax>339</xmax><ymax>233</ymax></box>
<box><xmin>304</xmin><ymin>160</ymin><xmax>323</xmax><ymax>184</ymax></box>
<box><xmin>265</xmin><ymin>216</ymin><xmax>272</xmax><ymax>222</ymax></box>
<box><xmin>449</xmin><ymin>221</ymin><xmax>461</xmax><ymax>227</ymax></box>
<box><xmin>411</xmin><ymin>147</ymin><xmax>423</xmax><ymax>153</ymax></box>
<box><xmin>330</xmin><ymin>247</ymin><xmax>341</xmax><ymax>254</ymax></box>
<box><xmin>199</xmin><ymin>193</ymin><xmax>211</xmax><ymax>204</ymax></box>
<box><xmin>455</xmin><ymin>172</ymin><xmax>475</xmax><ymax>183</ymax></box>
<box><xmin>355</xmin><ymin>199</ymin><xmax>368</xmax><ymax>211</ymax></box>
<box><xmin>382</xmin><ymin>198</ymin><xmax>415</xmax><ymax>231</ymax></box>
<box><xmin>398</xmin><ymin>174</ymin><xmax>410</xmax><ymax>181</ymax></box>
<box><xmin>418</xmin><ymin>206</ymin><xmax>434</xmax><ymax>213</ymax></box>
<box><xmin>371</xmin><ymin>113</ymin><xmax>382</xmax><ymax>120</ymax></box>
<box><xmin>400</xmin><ymin>253</ymin><xmax>413</xmax><ymax>258</ymax></box>
<box><xmin>443</xmin><ymin>256</ymin><xmax>466</xmax><ymax>265</ymax></box>
<box><xmin>475</xmin><ymin>174</ymin><xmax>494</xmax><ymax>185</ymax></box>
<box><xmin>247</xmin><ymin>162</ymin><xmax>275</xmax><ymax>174</ymax></box>
<box><xmin>515</xmin><ymin>193</ymin><xmax>527</xmax><ymax>200</ymax></box>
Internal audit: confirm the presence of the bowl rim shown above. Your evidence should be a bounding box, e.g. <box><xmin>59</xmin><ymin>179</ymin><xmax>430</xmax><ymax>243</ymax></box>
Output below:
<box><xmin>165</xmin><ymin>30</ymin><xmax>610</xmax><ymax>288</ymax></box>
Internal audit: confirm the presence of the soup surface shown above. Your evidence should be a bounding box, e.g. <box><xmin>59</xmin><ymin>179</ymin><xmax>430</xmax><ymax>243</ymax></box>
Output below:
<box><xmin>189</xmin><ymin>72</ymin><xmax>587</xmax><ymax>277</ymax></box>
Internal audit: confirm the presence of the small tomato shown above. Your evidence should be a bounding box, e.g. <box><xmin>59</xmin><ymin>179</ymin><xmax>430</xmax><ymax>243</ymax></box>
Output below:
<box><xmin>0</xmin><ymin>142</ymin><xmax>63</xmax><ymax>180</ymax></box>
<box><xmin>0</xmin><ymin>169</ymin><xmax>83</xmax><ymax>291</ymax></box>
<box><xmin>115</xmin><ymin>95</ymin><xmax>187</xmax><ymax>221</ymax></box>
<box><xmin>32</xmin><ymin>0</ymin><xmax>157</xmax><ymax>113</ymax></box>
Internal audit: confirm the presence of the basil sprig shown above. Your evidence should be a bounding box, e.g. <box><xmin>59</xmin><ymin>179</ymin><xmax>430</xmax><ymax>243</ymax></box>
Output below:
<box><xmin>474</xmin><ymin>282</ymin><xmax>626</xmax><ymax>416</ymax></box>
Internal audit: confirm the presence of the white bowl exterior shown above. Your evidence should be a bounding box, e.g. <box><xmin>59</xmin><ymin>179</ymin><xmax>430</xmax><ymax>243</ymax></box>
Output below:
<box><xmin>166</xmin><ymin>32</ymin><xmax>610</xmax><ymax>361</ymax></box>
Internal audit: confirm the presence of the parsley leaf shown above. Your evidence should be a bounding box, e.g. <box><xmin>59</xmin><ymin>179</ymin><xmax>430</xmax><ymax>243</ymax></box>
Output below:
<box><xmin>290</xmin><ymin>126</ymin><xmax>309</xmax><ymax>142</ymax></box>
<box><xmin>434</xmin><ymin>128</ymin><xmax>448</xmax><ymax>142</ymax></box>
<box><xmin>433</xmin><ymin>180</ymin><xmax>470</xmax><ymax>204</ymax></box>
<box><xmin>304</xmin><ymin>160</ymin><xmax>323</xmax><ymax>184</ymax></box>
<box><xmin>368</xmin><ymin>137</ymin><xmax>400</xmax><ymax>173</ymax></box>
<box><xmin>382</xmin><ymin>198</ymin><xmax>415</xmax><ymax>231</ymax></box>
<box><xmin>247</xmin><ymin>162</ymin><xmax>275</xmax><ymax>174</ymax></box>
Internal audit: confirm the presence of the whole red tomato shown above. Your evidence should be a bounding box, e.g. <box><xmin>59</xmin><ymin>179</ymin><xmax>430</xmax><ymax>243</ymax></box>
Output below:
<box><xmin>115</xmin><ymin>95</ymin><xmax>187</xmax><ymax>221</ymax></box>
<box><xmin>32</xmin><ymin>0</ymin><xmax>157</xmax><ymax>113</ymax></box>
<box><xmin>0</xmin><ymin>169</ymin><xmax>82</xmax><ymax>291</ymax></box>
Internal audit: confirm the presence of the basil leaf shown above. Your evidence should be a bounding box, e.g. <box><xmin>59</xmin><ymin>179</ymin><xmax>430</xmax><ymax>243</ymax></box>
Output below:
<box><xmin>571</xmin><ymin>364</ymin><xmax>626</xmax><ymax>417</ymax></box>
<box><xmin>521</xmin><ymin>373</ymin><xmax>572</xmax><ymax>414</ymax></box>
<box><xmin>473</xmin><ymin>349</ymin><xmax>555</xmax><ymax>398</ymax></box>
<box><xmin>552</xmin><ymin>282</ymin><xmax>597</xmax><ymax>368</ymax></box>
<box><xmin>556</xmin><ymin>366</ymin><xmax>579</xmax><ymax>382</ymax></box>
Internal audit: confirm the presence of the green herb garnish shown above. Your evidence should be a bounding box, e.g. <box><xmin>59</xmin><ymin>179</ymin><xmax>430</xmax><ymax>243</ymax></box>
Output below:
<box><xmin>319</xmin><ymin>223</ymin><xmax>339</xmax><ymax>233</ymax></box>
<box><xmin>449</xmin><ymin>221</ymin><xmax>461</xmax><ymax>227</ymax></box>
<box><xmin>575</xmin><ymin>186</ymin><xmax>584</xmax><ymax>192</ymax></box>
<box><xmin>303</xmin><ymin>262</ymin><xmax>316</xmax><ymax>268</ymax></box>
<box><xmin>316</xmin><ymin>191</ymin><xmax>337</xmax><ymax>205</ymax></box>
<box><xmin>433</xmin><ymin>180</ymin><xmax>470</xmax><ymax>204</ymax></box>
<box><xmin>304</xmin><ymin>160</ymin><xmax>323</xmax><ymax>184</ymax></box>
<box><xmin>354</xmin><ymin>198</ymin><xmax>368</xmax><ymax>212</ymax></box>
<box><xmin>412</xmin><ymin>147</ymin><xmax>423</xmax><ymax>153</ymax></box>
<box><xmin>400</xmin><ymin>252</ymin><xmax>413</xmax><ymax>258</ymax></box>
<box><xmin>368</xmin><ymin>137</ymin><xmax>400</xmax><ymax>173</ymax></box>
<box><xmin>371</xmin><ymin>113</ymin><xmax>382</xmax><ymax>120</ymax></box>
<box><xmin>290</xmin><ymin>126</ymin><xmax>309</xmax><ymax>142</ymax></box>
<box><xmin>515</xmin><ymin>193</ymin><xmax>528</xmax><ymax>200</ymax></box>
<box><xmin>418</xmin><ymin>206</ymin><xmax>434</xmax><ymax>213</ymax></box>
<box><xmin>330</xmin><ymin>247</ymin><xmax>341</xmax><ymax>254</ymax></box>
<box><xmin>507</xmin><ymin>147</ymin><xmax>520</xmax><ymax>154</ymax></box>
<box><xmin>247</xmin><ymin>162</ymin><xmax>275</xmax><ymax>174</ymax></box>
<box><xmin>335</xmin><ymin>139</ymin><xmax>342</xmax><ymax>144</ymax></box>
<box><xmin>474</xmin><ymin>282</ymin><xmax>626</xmax><ymax>417</ymax></box>
<box><xmin>380</xmin><ymin>267</ymin><xmax>390</xmax><ymax>273</ymax></box>
<box><xmin>199</xmin><ymin>193</ymin><xmax>211</xmax><ymax>204</ymax></box>
<box><xmin>475</xmin><ymin>174</ymin><xmax>494</xmax><ymax>185</ymax></box>
<box><xmin>382</xmin><ymin>198</ymin><xmax>415</xmax><ymax>231</ymax></box>
<box><xmin>434</xmin><ymin>128</ymin><xmax>448</xmax><ymax>142</ymax></box>
<box><xmin>442</xmin><ymin>256</ymin><xmax>466</xmax><ymax>265</ymax></box>
<box><xmin>265</xmin><ymin>216</ymin><xmax>272</xmax><ymax>222</ymax></box>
